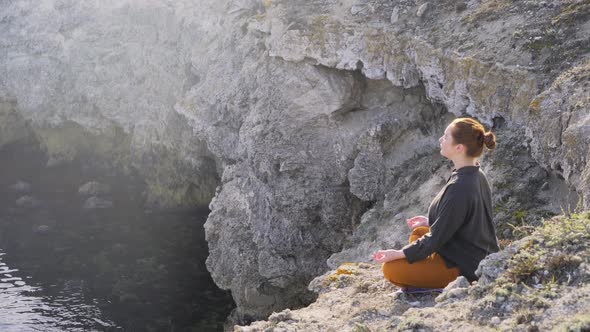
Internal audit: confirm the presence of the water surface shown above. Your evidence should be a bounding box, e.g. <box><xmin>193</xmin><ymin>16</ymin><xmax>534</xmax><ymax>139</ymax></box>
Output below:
<box><xmin>0</xmin><ymin>142</ymin><xmax>234</xmax><ymax>331</ymax></box>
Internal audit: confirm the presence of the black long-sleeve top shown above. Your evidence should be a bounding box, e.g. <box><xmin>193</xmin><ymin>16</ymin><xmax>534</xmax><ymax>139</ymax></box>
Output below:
<box><xmin>402</xmin><ymin>165</ymin><xmax>499</xmax><ymax>281</ymax></box>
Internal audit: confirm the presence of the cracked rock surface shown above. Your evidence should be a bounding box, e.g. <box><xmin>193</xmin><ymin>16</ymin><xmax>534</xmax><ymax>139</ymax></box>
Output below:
<box><xmin>236</xmin><ymin>214</ymin><xmax>590</xmax><ymax>331</ymax></box>
<box><xmin>1</xmin><ymin>0</ymin><xmax>589</xmax><ymax>321</ymax></box>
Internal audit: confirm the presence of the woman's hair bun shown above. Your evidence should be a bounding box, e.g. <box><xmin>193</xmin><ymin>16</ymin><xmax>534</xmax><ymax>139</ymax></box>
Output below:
<box><xmin>483</xmin><ymin>131</ymin><xmax>496</xmax><ymax>150</ymax></box>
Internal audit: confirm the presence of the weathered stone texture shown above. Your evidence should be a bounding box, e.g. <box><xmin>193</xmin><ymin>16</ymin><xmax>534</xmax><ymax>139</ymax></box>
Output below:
<box><xmin>0</xmin><ymin>0</ymin><xmax>220</xmax><ymax>207</ymax></box>
<box><xmin>1</xmin><ymin>0</ymin><xmax>589</xmax><ymax>321</ymax></box>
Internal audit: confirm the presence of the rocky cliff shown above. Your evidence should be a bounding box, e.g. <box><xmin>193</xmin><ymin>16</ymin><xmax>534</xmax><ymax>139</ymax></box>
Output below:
<box><xmin>0</xmin><ymin>0</ymin><xmax>220</xmax><ymax>207</ymax></box>
<box><xmin>1</xmin><ymin>0</ymin><xmax>589</xmax><ymax>323</ymax></box>
<box><xmin>236</xmin><ymin>213</ymin><xmax>590</xmax><ymax>331</ymax></box>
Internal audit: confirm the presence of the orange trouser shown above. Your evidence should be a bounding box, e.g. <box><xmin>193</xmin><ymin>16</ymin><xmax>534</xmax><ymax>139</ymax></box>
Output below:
<box><xmin>382</xmin><ymin>226</ymin><xmax>460</xmax><ymax>288</ymax></box>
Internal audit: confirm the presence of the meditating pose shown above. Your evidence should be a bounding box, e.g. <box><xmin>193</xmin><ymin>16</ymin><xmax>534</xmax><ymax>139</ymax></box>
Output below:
<box><xmin>372</xmin><ymin>117</ymin><xmax>500</xmax><ymax>290</ymax></box>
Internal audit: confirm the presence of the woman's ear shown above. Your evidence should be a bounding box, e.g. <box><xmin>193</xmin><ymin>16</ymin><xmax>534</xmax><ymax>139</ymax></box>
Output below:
<box><xmin>455</xmin><ymin>144</ymin><xmax>465</xmax><ymax>153</ymax></box>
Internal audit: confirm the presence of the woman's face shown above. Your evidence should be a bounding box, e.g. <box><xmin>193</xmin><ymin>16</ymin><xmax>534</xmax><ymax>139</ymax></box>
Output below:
<box><xmin>439</xmin><ymin>124</ymin><xmax>457</xmax><ymax>159</ymax></box>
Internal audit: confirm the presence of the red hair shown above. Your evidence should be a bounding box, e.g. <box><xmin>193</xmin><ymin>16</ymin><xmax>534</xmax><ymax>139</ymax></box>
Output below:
<box><xmin>450</xmin><ymin>118</ymin><xmax>496</xmax><ymax>157</ymax></box>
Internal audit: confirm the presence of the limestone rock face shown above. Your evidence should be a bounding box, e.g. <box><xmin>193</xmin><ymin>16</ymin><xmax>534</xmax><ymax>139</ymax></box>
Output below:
<box><xmin>0</xmin><ymin>0</ymin><xmax>219</xmax><ymax>207</ymax></box>
<box><xmin>260</xmin><ymin>0</ymin><xmax>590</xmax><ymax>208</ymax></box>
<box><xmin>526</xmin><ymin>60</ymin><xmax>590</xmax><ymax>206</ymax></box>
<box><xmin>2</xmin><ymin>0</ymin><xmax>589</xmax><ymax>321</ymax></box>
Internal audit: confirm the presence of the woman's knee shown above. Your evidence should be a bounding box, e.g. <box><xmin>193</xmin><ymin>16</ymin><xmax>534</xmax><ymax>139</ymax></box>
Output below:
<box><xmin>382</xmin><ymin>266</ymin><xmax>405</xmax><ymax>287</ymax></box>
<box><xmin>382</xmin><ymin>261</ymin><xmax>397</xmax><ymax>279</ymax></box>
<box><xmin>382</xmin><ymin>260</ymin><xmax>410</xmax><ymax>285</ymax></box>
<box><xmin>381</xmin><ymin>255</ymin><xmax>459</xmax><ymax>289</ymax></box>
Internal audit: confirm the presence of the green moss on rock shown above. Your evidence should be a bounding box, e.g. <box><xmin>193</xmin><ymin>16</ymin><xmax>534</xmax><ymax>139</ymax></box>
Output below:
<box><xmin>489</xmin><ymin>212</ymin><xmax>589</xmax><ymax>292</ymax></box>
<box><xmin>554</xmin><ymin>314</ymin><xmax>590</xmax><ymax>332</ymax></box>
<box><xmin>36</xmin><ymin>121</ymin><xmax>132</xmax><ymax>168</ymax></box>
<box><xmin>461</xmin><ymin>0</ymin><xmax>511</xmax><ymax>24</ymax></box>
<box><xmin>551</xmin><ymin>0</ymin><xmax>590</xmax><ymax>26</ymax></box>
<box><xmin>34</xmin><ymin>121</ymin><xmax>217</xmax><ymax>208</ymax></box>
<box><xmin>0</xmin><ymin>97</ymin><xmax>35</xmax><ymax>148</ymax></box>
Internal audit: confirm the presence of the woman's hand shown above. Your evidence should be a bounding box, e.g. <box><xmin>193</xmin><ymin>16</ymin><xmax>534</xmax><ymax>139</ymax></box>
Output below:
<box><xmin>406</xmin><ymin>215</ymin><xmax>428</xmax><ymax>229</ymax></box>
<box><xmin>372</xmin><ymin>249</ymin><xmax>405</xmax><ymax>263</ymax></box>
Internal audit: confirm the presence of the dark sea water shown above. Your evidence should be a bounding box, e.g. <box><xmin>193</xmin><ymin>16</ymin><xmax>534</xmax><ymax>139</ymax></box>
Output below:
<box><xmin>0</xmin><ymin>142</ymin><xmax>234</xmax><ymax>331</ymax></box>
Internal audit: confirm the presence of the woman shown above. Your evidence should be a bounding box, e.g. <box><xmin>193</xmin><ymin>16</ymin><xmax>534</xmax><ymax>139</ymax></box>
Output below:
<box><xmin>372</xmin><ymin>117</ymin><xmax>499</xmax><ymax>290</ymax></box>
